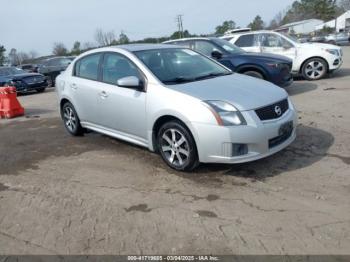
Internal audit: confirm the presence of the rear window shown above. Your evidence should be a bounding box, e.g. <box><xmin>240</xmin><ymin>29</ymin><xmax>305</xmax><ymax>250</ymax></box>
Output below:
<box><xmin>74</xmin><ymin>53</ymin><xmax>101</xmax><ymax>80</ymax></box>
<box><xmin>235</xmin><ymin>34</ymin><xmax>255</xmax><ymax>47</ymax></box>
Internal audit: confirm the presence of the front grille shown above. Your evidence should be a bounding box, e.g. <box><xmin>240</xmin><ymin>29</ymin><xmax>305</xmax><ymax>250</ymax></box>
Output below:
<box><xmin>255</xmin><ymin>99</ymin><xmax>289</xmax><ymax>121</ymax></box>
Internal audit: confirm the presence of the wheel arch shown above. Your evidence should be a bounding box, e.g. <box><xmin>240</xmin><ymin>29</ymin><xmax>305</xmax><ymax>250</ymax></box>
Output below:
<box><xmin>151</xmin><ymin>115</ymin><xmax>199</xmax><ymax>154</ymax></box>
<box><xmin>299</xmin><ymin>56</ymin><xmax>330</xmax><ymax>74</ymax></box>
<box><xmin>60</xmin><ymin>98</ymin><xmax>72</xmax><ymax>118</ymax></box>
<box><xmin>236</xmin><ymin>64</ymin><xmax>267</xmax><ymax>79</ymax></box>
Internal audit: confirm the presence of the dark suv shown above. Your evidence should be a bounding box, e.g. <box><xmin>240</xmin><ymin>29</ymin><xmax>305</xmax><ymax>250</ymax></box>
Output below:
<box><xmin>165</xmin><ymin>37</ymin><xmax>293</xmax><ymax>87</ymax></box>
<box><xmin>38</xmin><ymin>57</ymin><xmax>72</xmax><ymax>86</ymax></box>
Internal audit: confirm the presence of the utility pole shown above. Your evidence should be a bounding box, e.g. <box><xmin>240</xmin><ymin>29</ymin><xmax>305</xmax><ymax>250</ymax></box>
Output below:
<box><xmin>176</xmin><ymin>15</ymin><xmax>184</xmax><ymax>38</ymax></box>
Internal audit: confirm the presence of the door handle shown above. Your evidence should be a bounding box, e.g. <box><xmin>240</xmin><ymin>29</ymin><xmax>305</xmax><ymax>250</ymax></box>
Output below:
<box><xmin>70</xmin><ymin>83</ymin><xmax>77</xmax><ymax>90</ymax></box>
<box><xmin>100</xmin><ymin>91</ymin><xmax>108</xmax><ymax>98</ymax></box>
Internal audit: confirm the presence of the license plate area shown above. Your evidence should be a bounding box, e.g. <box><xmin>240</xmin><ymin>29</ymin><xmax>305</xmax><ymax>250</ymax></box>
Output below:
<box><xmin>279</xmin><ymin>121</ymin><xmax>293</xmax><ymax>137</ymax></box>
<box><xmin>269</xmin><ymin>121</ymin><xmax>294</xmax><ymax>148</ymax></box>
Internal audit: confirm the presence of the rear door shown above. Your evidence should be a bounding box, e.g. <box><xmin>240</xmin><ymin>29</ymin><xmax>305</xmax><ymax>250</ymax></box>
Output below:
<box><xmin>69</xmin><ymin>53</ymin><xmax>103</xmax><ymax>124</ymax></box>
<box><xmin>234</xmin><ymin>34</ymin><xmax>261</xmax><ymax>52</ymax></box>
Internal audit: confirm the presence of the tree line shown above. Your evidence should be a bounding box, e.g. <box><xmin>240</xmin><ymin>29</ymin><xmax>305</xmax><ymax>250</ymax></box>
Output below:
<box><xmin>1</xmin><ymin>0</ymin><xmax>350</xmax><ymax>66</ymax></box>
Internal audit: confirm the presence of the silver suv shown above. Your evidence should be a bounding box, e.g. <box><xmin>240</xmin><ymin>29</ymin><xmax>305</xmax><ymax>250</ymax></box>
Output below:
<box><xmin>56</xmin><ymin>44</ymin><xmax>297</xmax><ymax>171</ymax></box>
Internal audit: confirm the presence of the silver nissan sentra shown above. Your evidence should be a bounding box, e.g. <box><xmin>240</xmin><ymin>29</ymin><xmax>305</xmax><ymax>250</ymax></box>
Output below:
<box><xmin>56</xmin><ymin>44</ymin><xmax>297</xmax><ymax>171</ymax></box>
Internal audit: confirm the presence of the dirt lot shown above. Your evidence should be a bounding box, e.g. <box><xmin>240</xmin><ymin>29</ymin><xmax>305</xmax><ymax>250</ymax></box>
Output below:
<box><xmin>0</xmin><ymin>48</ymin><xmax>349</xmax><ymax>255</ymax></box>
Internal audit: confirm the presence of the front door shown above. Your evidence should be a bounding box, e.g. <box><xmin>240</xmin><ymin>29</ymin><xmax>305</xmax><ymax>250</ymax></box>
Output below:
<box><xmin>95</xmin><ymin>52</ymin><xmax>147</xmax><ymax>141</ymax></box>
<box><xmin>260</xmin><ymin>33</ymin><xmax>297</xmax><ymax>61</ymax></box>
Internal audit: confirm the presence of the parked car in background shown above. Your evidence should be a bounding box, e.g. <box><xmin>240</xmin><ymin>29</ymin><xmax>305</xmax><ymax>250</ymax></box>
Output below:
<box><xmin>67</xmin><ymin>56</ymin><xmax>77</xmax><ymax>61</ymax></box>
<box><xmin>223</xmin><ymin>30</ymin><xmax>343</xmax><ymax>80</ymax></box>
<box><xmin>0</xmin><ymin>66</ymin><xmax>47</xmax><ymax>93</ymax></box>
<box><xmin>165</xmin><ymin>37</ymin><xmax>293</xmax><ymax>87</ymax></box>
<box><xmin>325</xmin><ymin>32</ymin><xmax>350</xmax><ymax>46</ymax></box>
<box><xmin>19</xmin><ymin>64</ymin><xmax>39</xmax><ymax>73</ymax></box>
<box><xmin>38</xmin><ymin>57</ymin><xmax>72</xmax><ymax>86</ymax></box>
<box><xmin>56</xmin><ymin>44</ymin><xmax>297</xmax><ymax>171</ymax></box>
<box><xmin>309</xmin><ymin>35</ymin><xmax>327</xmax><ymax>43</ymax></box>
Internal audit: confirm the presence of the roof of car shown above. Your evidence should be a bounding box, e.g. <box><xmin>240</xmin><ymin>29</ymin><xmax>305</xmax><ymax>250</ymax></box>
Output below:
<box><xmin>164</xmin><ymin>37</ymin><xmax>216</xmax><ymax>43</ymax></box>
<box><xmin>225</xmin><ymin>30</ymin><xmax>279</xmax><ymax>37</ymax></box>
<box><xmin>109</xmin><ymin>44</ymin><xmax>181</xmax><ymax>52</ymax></box>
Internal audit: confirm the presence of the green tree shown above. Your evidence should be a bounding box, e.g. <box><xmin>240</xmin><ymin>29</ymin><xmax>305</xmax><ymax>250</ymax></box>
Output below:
<box><xmin>119</xmin><ymin>32</ymin><xmax>130</xmax><ymax>44</ymax></box>
<box><xmin>0</xmin><ymin>45</ymin><xmax>6</xmax><ymax>65</ymax></box>
<box><xmin>52</xmin><ymin>42</ymin><xmax>68</xmax><ymax>56</ymax></box>
<box><xmin>281</xmin><ymin>0</ymin><xmax>340</xmax><ymax>24</ymax></box>
<box><xmin>71</xmin><ymin>41</ymin><xmax>81</xmax><ymax>55</ymax></box>
<box><xmin>215</xmin><ymin>20</ymin><xmax>236</xmax><ymax>35</ymax></box>
<box><xmin>248</xmin><ymin>15</ymin><xmax>265</xmax><ymax>30</ymax></box>
<box><xmin>170</xmin><ymin>30</ymin><xmax>193</xmax><ymax>39</ymax></box>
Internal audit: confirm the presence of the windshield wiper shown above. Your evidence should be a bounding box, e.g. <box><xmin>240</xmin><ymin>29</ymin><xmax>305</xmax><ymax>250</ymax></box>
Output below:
<box><xmin>163</xmin><ymin>77</ymin><xmax>195</xmax><ymax>84</ymax></box>
<box><xmin>194</xmin><ymin>72</ymin><xmax>232</xmax><ymax>81</ymax></box>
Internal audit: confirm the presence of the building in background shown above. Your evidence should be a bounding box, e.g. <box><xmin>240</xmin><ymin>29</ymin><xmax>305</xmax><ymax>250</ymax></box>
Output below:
<box><xmin>276</xmin><ymin>19</ymin><xmax>324</xmax><ymax>34</ymax></box>
<box><xmin>315</xmin><ymin>11</ymin><xmax>350</xmax><ymax>32</ymax></box>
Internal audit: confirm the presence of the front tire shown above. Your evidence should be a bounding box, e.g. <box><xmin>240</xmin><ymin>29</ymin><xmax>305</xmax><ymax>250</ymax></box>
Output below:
<box><xmin>62</xmin><ymin>102</ymin><xmax>84</xmax><ymax>136</ymax></box>
<box><xmin>302</xmin><ymin>58</ymin><xmax>328</xmax><ymax>81</ymax></box>
<box><xmin>157</xmin><ymin>121</ymin><xmax>199</xmax><ymax>171</ymax></box>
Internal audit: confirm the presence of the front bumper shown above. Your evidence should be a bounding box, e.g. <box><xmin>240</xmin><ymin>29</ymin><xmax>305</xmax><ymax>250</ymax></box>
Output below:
<box><xmin>14</xmin><ymin>80</ymin><xmax>48</xmax><ymax>93</ymax></box>
<box><xmin>328</xmin><ymin>56</ymin><xmax>343</xmax><ymax>72</ymax></box>
<box><xmin>192</xmin><ymin>106</ymin><xmax>297</xmax><ymax>164</ymax></box>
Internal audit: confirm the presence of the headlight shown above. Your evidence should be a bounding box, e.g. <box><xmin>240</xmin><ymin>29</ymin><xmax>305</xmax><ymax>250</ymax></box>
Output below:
<box><xmin>204</xmin><ymin>100</ymin><xmax>247</xmax><ymax>126</ymax></box>
<box><xmin>324</xmin><ymin>49</ymin><xmax>339</xmax><ymax>56</ymax></box>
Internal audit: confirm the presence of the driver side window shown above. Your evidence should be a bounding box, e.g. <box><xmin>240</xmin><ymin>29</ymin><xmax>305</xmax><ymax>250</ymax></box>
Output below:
<box><xmin>193</xmin><ymin>41</ymin><xmax>220</xmax><ymax>57</ymax></box>
<box><xmin>102</xmin><ymin>53</ymin><xmax>142</xmax><ymax>85</ymax></box>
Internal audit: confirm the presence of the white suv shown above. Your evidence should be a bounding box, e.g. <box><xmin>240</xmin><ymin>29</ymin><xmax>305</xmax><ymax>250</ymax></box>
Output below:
<box><xmin>222</xmin><ymin>31</ymin><xmax>343</xmax><ymax>80</ymax></box>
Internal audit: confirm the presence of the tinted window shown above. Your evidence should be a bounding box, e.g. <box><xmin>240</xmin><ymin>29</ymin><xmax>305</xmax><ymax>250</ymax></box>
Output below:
<box><xmin>193</xmin><ymin>41</ymin><xmax>221</xmax><ymax>56</ymax></box>
<box><xmin>101</xmin><ymin>53</ymin><xmax>142</xmax><ymax>85</ymax></box>
<box><xmin>235</xmin><ymin>34</ymin><xmax>256</xmax><ymax>47</ymax></box>
<box><xmin>261</xmin><ymin>34</ymin><xmax>293</xmax><ymax>48</ymax></box>
<box><xmin>170</xmin><ymin>41</ymin><xmax>191</xmax><ymax>48</ymax></box>
<box><xmin>75</xmin><ymin>53</ymin><xmax>101</xmax><ymax>80</ymax></box>
<box><xmin>134</xmin><ymin>48</ymin><xmax>231</xmax><ymax>85</ymax></box>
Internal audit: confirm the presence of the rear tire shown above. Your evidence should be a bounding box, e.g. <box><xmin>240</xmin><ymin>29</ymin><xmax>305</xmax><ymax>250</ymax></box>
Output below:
<box><xmin>243</xmin><ymin>70</ymin><xmax>264</xmax><ymax>79</ymax></box>
<box><xmin>62</xmin><ymin>102</ymin><xmax>84</xmax><ymax>136</ymax></box>
<box><xmin>157</xmin><ymin>121</ymin><xmax>199</xmax><ymax>171</ymax></box>
<box><xmin>302</xmin><ymin>58</ymin><xmax>328</xmax><ymax>81</ymax></box>
<box><xmin>36</xmin><ymin>87</ymin><xmax>46</xmax><ymax>93</ymax></box>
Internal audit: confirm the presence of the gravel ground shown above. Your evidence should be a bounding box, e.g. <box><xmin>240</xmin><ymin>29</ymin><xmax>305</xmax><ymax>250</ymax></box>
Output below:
<box><xmin>0</xmin><ymin>48</ymin><xmax>349</xmax><ymax>255</ymax></box>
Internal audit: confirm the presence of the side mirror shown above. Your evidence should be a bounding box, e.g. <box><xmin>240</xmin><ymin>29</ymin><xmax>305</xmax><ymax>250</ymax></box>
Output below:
<box><xmin>117</xmin><ymin>76</ymin><xmax>144</xmax><ymax>90</ymax></box>
<box><xmin>211</xmin><ymin>50</ymin><xmax>223</xmax><ymax>59</ymax></box>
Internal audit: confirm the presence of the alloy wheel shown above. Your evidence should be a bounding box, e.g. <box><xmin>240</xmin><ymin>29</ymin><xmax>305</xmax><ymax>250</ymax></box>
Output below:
<box><xmin>305</xmin><ymin>60</ymin><xmax>326</xmax><ymax>80</ymax></box>
<box><xmin>160</xmin><ymin>128</ymin><xmax>190</xmax><ymax>167</ymax></box>
<box><xmin>63</xmin><ymin>106</ymin><xmax>77</xmax><ymax>133</ymax></box>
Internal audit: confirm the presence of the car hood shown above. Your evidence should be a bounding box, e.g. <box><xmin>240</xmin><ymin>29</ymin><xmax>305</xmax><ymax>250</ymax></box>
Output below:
<box><xmin>167</xmin><ymin>74</ymin><xmax>288</xmax><ymax>111</ymax></box>
<box><xmin>236</xmin><ymin>52</ymin><xmax>292</xmax><ymax>63</ymax></box>
<box><xmin>298</xmin><ymin>42</ymin><xmax>341</xmax><ymax>50</ymax></box>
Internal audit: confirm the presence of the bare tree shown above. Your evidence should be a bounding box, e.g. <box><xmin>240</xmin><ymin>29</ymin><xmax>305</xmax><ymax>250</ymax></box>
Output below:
<box><xmin>17</xmin><ymin>52</ymin><xmax>30</xmax><ymax>65</ymax></box>
<box><xmin>339</xmin><ymin>0</ymin><xmax>350</xmax><ymax>10</ymax></box>
<box><xmin>52</xmin><ymin>42</ymin><xmax>68</xmax><ymax>56</ymax></box>
<box><xmin>82</xmin><ymin>42</ymin><xmax>97</xmax><ymax>50</ymax></box>
<box><xmin>29</xmin><ymin>50</ymin><xmax>38</xmax><ymax>59</ymax></box>
<box><xmin>94</xmin><ymin>28</ymin><xmax>116</xmax><ymax>46</ymax></box>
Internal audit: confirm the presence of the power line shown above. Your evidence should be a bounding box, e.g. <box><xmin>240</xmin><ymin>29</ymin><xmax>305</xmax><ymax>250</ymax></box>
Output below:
<box><xmin>175</xmin><ymin>14</ymin><xmax>184</xmax><ymax>38</ymax></box>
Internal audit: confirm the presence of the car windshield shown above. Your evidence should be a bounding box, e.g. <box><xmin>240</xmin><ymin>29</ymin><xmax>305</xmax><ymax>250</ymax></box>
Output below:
<box><xmin>212</xmin><ymin>38</ymin><xmax>245</xmax><ymax>54</ymax></box>
<box><xmin>0</xmin><ymin>67</ymin><xmax>26</xmax><ymax>76</ymax></box>
<box><xmin>134</xmin><ymin>48</ymin><xmax>232</xmax><ymax>85</ymax></box>
<box><xmin>281</xmin><ymin>33</ymin><xmax>300</xmax><ymax>44</ymax></box>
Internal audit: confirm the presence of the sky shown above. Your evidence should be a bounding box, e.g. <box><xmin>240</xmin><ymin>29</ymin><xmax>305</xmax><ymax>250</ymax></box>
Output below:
<box><xmin>1</xmin><ymin>0</ymin><xmax>295</xmax><ymax>56</ymax></box>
